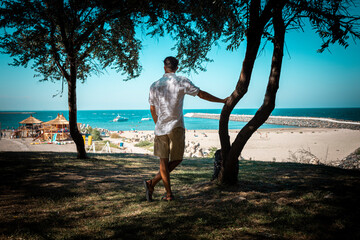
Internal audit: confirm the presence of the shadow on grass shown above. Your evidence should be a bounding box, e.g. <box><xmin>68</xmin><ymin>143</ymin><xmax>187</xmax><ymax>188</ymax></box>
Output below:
<box><xmin>0</xmin><ymin>152</ymin><xmax>156</xmax><ymax>199</ymax></box>
<box><xmin>0</xmin><ymin>152</ymin><xmax>360</xmax><ymax>239</ymax></box>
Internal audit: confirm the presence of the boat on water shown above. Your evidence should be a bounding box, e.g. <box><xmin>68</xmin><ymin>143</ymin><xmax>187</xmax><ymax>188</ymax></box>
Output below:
<box><xmin>112</xmin><ymin>114</ymin><xmax>128</xmax><ymax>122</ymax></box>
<box><xmin>141</xmin><ymin>117</ymin><xmax>151</xmax><ymax>121</ymax></box>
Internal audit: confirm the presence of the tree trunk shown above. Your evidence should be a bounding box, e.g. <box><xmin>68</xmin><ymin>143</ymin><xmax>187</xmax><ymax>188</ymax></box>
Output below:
<box><xmin>218</xmin><ymin>32</ymin><xmax>262</xmax><ymax>184</ymax></box>
<box><xmin>219</xmin><ymin>3</ymin><xmax>285</xmax><ymax>185</ymax></box>
<box><xmin>68</xmin><ymin>60</ymin><xmax>87</xmax><ymax>159</ymax></box>
<box><xmin>218</xmin><ymin>0</ymin><xmax>264</xmax><ymax>185</ymax></box>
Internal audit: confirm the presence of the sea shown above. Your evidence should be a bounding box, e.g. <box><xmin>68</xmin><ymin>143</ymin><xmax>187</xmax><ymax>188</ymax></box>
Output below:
<box><xmin>1</xmin><ymin>108</ymin><xmax>360</xmax><ymax>131</ymax></box>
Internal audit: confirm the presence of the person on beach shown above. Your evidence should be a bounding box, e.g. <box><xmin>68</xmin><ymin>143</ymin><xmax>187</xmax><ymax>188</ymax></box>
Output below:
<box><xmin>144</xmin><ymin>56</ymin><xmax>228</xmax><ymax>201</ymax></box>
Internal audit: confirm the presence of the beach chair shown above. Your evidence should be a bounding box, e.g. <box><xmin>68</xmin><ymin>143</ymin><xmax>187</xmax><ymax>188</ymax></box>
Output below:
<box><xmin>51</xmin><ymin>133</ymin><xmax>58</xmax><ymax>143</ymax></box>
<box><xmin>87</xmin><ymin>142</ymin><xmax>96</xmax><ymax>153</ymax></box>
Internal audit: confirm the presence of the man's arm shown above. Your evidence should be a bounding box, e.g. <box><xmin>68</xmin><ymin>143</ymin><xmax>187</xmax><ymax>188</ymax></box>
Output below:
<box><xmin>197</xmin><ymin>90</ymin><xmax>228</xmax><ymax>103</ymax></box>
<box><xmin>150</xmin><ymin>105</ymin><xmax>158</xmax><ymax>124</ymax></box>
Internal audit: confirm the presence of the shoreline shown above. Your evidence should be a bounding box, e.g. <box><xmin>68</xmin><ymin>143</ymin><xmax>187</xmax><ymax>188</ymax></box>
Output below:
<box><xmin>1</xmin><ymin>127</ymin><xmax>359</xmax><ymax>169</ymax></box>
<box><xmin>184</xmin><ymin>113</ymin><xmax>360</xmax><ymax>130</ymax></box>
<box><xmin>2</xmin><ymin>109</ymin><xmax>360</xmax><ymax>132</ymax></box>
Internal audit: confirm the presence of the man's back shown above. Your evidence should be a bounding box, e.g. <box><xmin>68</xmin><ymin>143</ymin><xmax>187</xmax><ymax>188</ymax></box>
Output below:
<box><xmin>149</xmin><ymin>73</ymin><xmax>199</xmax><ymax>136</ymax></box>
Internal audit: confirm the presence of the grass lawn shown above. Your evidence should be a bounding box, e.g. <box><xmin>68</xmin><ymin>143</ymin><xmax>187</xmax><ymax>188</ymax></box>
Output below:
<box><xmin>0</xmin><ymin>152</ymin><xmax>360</xmax><ymax>239</ymax></box>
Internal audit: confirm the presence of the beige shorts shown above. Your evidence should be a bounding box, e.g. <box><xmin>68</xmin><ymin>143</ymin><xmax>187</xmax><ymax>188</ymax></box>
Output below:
<box><xmin>154</xmin><ymin>127</ymin><xmax>185</xmax><ymax>161</ymax></box>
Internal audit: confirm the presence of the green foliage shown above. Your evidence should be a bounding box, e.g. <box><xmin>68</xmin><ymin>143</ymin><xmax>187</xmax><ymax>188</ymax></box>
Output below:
<box><xmin>94</xmin><ymin>141</ymin><xmax>119</xmax><ymax>151</ymax></box>
<box><xmin>208</xmin><ymin>146</ymin><xmax>218</xmax><ymax>158</ymax></box>
<box><xmin>356</xmin><ymin>148</ymin><xmax>360</xmax><ymax>156</ymax></box>
<box><xmin>81</xmin><ymin>126</ymin><xmax>92</xmax><ymax>135</ymax></box>
<box><xmin>149</xmin><ymin>0</ymin><xmax>360</xmax><ymax>72</ymax></box>
<box><xmin>134</xmin><ymin>140</ymin><xmax>154</xmax><ymax>152</ymax></box>
<box><xmin>1</xmin><ymin>1</ymin><xmax>358</xmax><ymax>80</ymax></box>
<box><xmin>110</xmin><ymin>133</ymin><xmax>121</xmax><ymax>139</ymax></box>
<box><xmin>0</xmin><ymin>0</ymin><xmax>150</xmax><ymax>82</ymax></box>
<box><xmin>91</xmin><ymin>129</ymin><xmax>102</xmax><ymax>141</ymax></box>
<box><xmin>135</xmin><ymin>141</ymin><xmax>153</xmax><ymax>148</ymax></box>
<box><xmin>108</xmin><ymin>142</ymin><xmax>120</xmax><ymax>149</ymax></box>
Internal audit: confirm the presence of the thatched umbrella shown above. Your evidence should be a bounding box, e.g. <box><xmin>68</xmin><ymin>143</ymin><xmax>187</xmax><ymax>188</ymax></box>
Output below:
<box><xmin>43</xmin><ymin>114</ymin><xmax>70</xmax><ymax>141</ymax></box>
<box><xmin>43</xmin><ymin>113</ymin><xmax>69</xmax><ymax>127</ymax></box>
<box><xmin>19</xmin><ymin>115</ymin><xmax>43</xmax><ymax>137</ymax></box>
<box><xmin>19</xmin><ymin>115</ymin><xmax>43</xmax><ymax>125</ymax></box>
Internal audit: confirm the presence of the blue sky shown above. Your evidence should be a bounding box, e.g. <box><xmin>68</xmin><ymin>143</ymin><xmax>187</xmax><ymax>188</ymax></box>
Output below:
<box><xmin>0</xmin><ymin>21</ymin><xmax>359</xmax><ymax>111</ymax></box>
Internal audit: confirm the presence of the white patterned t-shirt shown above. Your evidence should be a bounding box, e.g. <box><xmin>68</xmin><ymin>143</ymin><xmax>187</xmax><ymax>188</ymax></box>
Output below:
<box><xmin>149</xmin><ymin>73</ymin><xmax>200</xmax><ymax>136</ymax></box>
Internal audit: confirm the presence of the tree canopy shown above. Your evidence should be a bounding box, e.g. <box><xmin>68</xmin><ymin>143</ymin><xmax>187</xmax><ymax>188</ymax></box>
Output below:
<box><xmin>0</xmin><ymin>0</ymin><xmax>187</xmax><ymax>158</ymax></box>
<box><xmin>0</xmin><ymin>0</ymin><xmax>150</xmax><ymax>83</ymax></box>
<box><xmin>148</xmin><ymin>0</ymin><xmax>360</xmax><ymax>71</ymax></box>
<box><xmin>151</xmin><ymin>0</ymin><xmax>360</xmax><ymax>184</ymax></box>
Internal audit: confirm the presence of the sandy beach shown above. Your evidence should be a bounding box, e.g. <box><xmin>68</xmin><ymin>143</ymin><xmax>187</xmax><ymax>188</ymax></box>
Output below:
<box><xmin>1</xmin><ymin>128</ymin><xmax>359</xmax><ymax>166</ymax></box>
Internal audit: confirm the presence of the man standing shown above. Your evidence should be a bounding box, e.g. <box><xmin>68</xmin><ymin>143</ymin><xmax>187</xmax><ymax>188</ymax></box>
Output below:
<box><xmin>144</xmin><ymin>56</ymin><xmax>228</xmax><ymax>201</ymax></box>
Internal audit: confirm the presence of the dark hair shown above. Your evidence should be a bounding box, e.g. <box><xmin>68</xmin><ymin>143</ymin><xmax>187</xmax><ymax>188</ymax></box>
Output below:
<box><xmin>163</xmin><ymin>56</ymin><xmax>179</xmax><ymax>71</ymax></box>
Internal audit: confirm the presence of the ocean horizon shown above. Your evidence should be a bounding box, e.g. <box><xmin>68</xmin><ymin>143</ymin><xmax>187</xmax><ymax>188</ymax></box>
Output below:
<box><xmin>1</xmin><ymin>108</ymin><xmax>360</xmax><ymax>131</ymax></box>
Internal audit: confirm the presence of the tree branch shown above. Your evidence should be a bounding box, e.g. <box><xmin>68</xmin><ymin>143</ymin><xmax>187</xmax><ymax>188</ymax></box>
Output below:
<box><xmin>74</xmin><ymin>9</ymin><xmax>113</xmax><ymax>51</ymax></box>
<box><xmin>49</xmin><ymin>22</ymin><xmax>70</xmax><ymax>80</ymax></box>
<box><xmin>229</xmin><ymin>1</ymin><xmax>286</xmax><ymax>164</ymax></box>
<box><xmin>78</xmin><ymin>22</ymin><xmax>105</xmax><ymax>63</ymax></box>
<box><xmin>219</xmin><ymin>0</ymin><xmax>269</xmax><ymax>177</ymax></box>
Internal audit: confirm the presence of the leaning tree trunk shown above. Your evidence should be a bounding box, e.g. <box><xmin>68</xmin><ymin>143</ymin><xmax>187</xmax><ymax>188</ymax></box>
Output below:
<box><xmin>218</xmin><ymin>31</ymin><xmax>262</xmax><ymax>184</ymax></box>
<box><xmin>218</xmin><ymin>0</ymin><xmax>266</xmax><ymax>184</ymax></box>
<box><xmin>68</xmin><ymin>60</ymin><xmax>87</xmax><ymax>159</ymax></box>
<box><xmin>219</xmin><ymin>2</ymin><xmax>285</xmax><ymax>185</ymax></box>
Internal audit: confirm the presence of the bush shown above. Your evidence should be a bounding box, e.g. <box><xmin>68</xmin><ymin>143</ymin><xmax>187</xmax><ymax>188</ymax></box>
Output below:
<box><xmin>91</xmin><ymin>129</ymin><xmax>102</xmax><ymax>141</ymax></box>
<box><xmin>208</xmin><ymin>147</ymin><xmax>218</xmax><ymax>158</ymax></box>
<box><xmin>81</xmin><ymin>125</ymin><xmax>92</xmax><ymax>135</ymax></box>
<box><xmin>356</xmin><ymin>148</ymin><xmax>360</xmax><ymax>156</ymax></box>
<box><xmin>85</xmin><ymin>126</ymin><xmax>92</xmax><ymax>134</ymax></box>
<box><xmin>94</xmin><ymin>141</ymin><xmax>120</xmax><ymax>151</ymax></box>
<box><xmin>110</xmin><ymin>133</ymin><xmax>121</xmax><ymax>138</ymax></box>
<box><xmin>135</xmin><ymin>141</ymin><xmax>153</xmax><ymax>148</ymax></box>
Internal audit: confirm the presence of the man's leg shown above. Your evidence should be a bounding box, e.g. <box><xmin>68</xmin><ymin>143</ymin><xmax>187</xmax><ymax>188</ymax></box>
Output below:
<box><xmin>159</xmin><ymin>158</ymin><xmax>172</xmax><ymax>197</ymax></box>
<box><xmin>148</xmin><ymin>159</ymin><xmax>182</xmax><ymax>189</ymax></box>
<box><xmin>146</xmin><ymin>134</ymin><xmax>170</xmax><ymax>196</ymax></box>
<box><xmin>158</xmin><ymin>127</ymin><xmax>185</xmax><ymax>197</ymax></box>
<box><xmin>145</xmin><ymin>128</ymin><xmax>184</xmax><ymax>200</ymax></box>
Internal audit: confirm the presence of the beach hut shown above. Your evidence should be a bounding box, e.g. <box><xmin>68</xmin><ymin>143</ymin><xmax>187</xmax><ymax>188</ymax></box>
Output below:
<box><xmin>42</xmin><ymin>114</ymin><xmax>71</xmax><ymax>141</ymax></box>
<box><xmin>18</xmin><ymin>115</ymin><xmax>43</xmax><ymax>138</ymax></box>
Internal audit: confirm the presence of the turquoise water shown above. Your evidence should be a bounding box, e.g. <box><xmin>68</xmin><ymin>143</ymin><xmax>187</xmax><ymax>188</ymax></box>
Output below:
<box><xmin>1</xmin><ymin>108</ymin><xmax>360</xmax><ymax>131</ymax></box>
